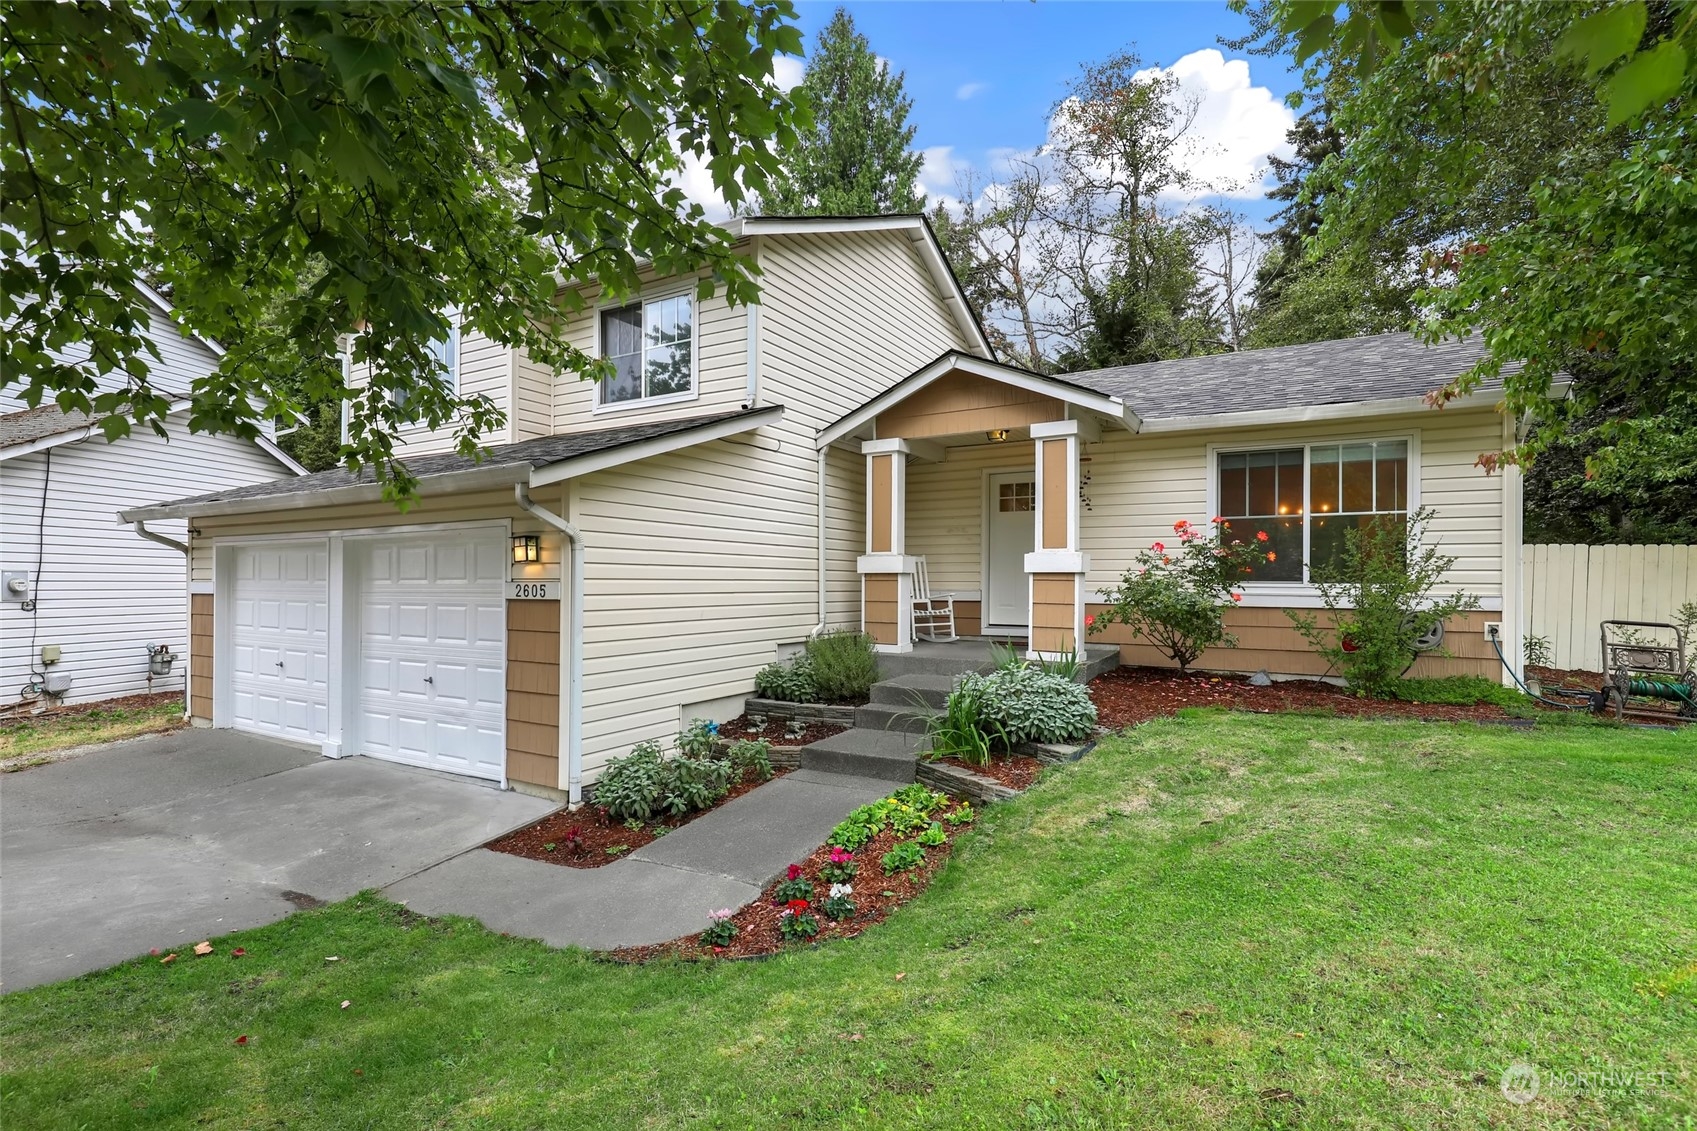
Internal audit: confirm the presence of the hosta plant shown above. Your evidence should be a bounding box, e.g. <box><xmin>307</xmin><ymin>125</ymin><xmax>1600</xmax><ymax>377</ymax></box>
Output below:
<box><xmin>960</xmin><ymin>666</ymin><xmax>1097</xmax><ymax>746</ymax></box>
<box><xmin>1091</xmin><ymin>518</ymin><xmax>1272</xmax><ymax>670</ymax></box>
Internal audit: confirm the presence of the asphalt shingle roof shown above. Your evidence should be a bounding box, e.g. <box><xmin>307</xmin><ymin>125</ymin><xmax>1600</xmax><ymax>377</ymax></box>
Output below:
<box><xmin>1063</xmin><ymin>332</ymin><xmax>1518</xmax><ymax>420</ymax></box>
<box><xmin>133</xmin><ymin>406</ymin><xmax>777</xmax><ymax>512</ymax></box>
<box><xmin>0</xmin><ymin>405</ymin><xmax>103</xmax><ymax>448</ymax></box>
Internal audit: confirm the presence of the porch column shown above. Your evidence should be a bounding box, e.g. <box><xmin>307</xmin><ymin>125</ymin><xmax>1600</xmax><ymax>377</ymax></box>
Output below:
<box><xmin>1026</xmin><ymin>419</ymin><xmax>1091</xmax><ymax>661</ymax></box>
<box><xmin>857</xmin><ymin>438</ymin><xmax>916</xmax><ymax>653</ymax></box>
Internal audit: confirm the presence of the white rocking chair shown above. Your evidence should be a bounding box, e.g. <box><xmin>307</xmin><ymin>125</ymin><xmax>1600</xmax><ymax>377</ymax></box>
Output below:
<box><xmin>912</xmin><ymin>557</ymin><xmax>959</xmax><ymax>643</ymax></box>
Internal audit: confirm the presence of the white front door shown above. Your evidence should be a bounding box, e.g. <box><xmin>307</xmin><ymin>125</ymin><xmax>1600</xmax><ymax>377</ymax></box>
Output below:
<box><xmin>229</xmin><ymin>542</ymin><xmax>330</xmax><ymax>743</ymax></box>
<box><xmin>354</xmin><ymin>532</ymin><xmax>507</xmax><ymax>780</ymax></box>
<box><xmin>985</xmin><ymin>471</ymin><xmax>1036</xmax><ymax>631</ymax></box>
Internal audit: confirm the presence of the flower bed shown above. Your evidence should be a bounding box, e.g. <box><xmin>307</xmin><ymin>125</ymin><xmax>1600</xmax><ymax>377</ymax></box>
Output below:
<box><xmin>487</xmin><ymin>766</ymin><xmax>791</xmax><ymax>868</ymax></box>
<box><xmin>610</xmin><ymin>785</ymin><xmax>974</xmax><ymax>961</ymax></box>
<box><xmin>1089</xmin><ymin>666</ymin><xmax>1552</xmax><ymax>727</ymax></box>
<box><xmin>715</xmin><ymin>713</ymin><xmax>849</xmax><ymax>745</ymax></box>
<box><xmin>936</xmin><ymin>752</ymin><xmax>1045</xmax><ymax>791</ymax></box>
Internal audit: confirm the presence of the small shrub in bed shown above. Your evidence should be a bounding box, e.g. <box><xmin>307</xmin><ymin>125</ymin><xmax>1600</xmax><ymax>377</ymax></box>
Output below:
<box><xmin>925</xmin><ymin>675</ymin><xmax>1005</xmax><ymax>766</ymax></box>
<box><xmin>916</xmin><ymin>821</ymin><xmax>947</xmax><ymax>847</ymax></box>
<box><xmin>821</xmin><ymin>847</ymin><xmax>858</xmax><ymax>883</ymax></box>
<box><xmin>726</xmin><ymin>737</ymin><xmax>774</xmax><ymax>781</ymax></box>
<box><xmin>595</xmin><ymin>741</ymin><xmax>666</xmax><ymax>822</ymax></box>
<box><xmin>881</xmin><ymin>842</ymin><xmax>925</xmax><ymax>875</ymax></box>
<box><xmin>960</xmin><ymin>666</ymin><xmax>1098</xmax><ymax>746</ymax></box>
<box><xmin>822</xmin><ymin>884</ymin><xmax>856</xmax><ymax>921</ymax></box>
<box><xmin>754</xmin><ymin>652</ymin><xmax>819</xmax><ymax>703</ymax></box>
<box><xmin>803</xmin><ymin>629</ymin><xmax>879</xmax><ymax>702</ymax></box>
<box><xmin>1288</xmin><ymin>508</ymin><xmax>1479</xmax><ymax>699</ymax></box>
<box><xmin>658</xmin><ymin>751</ymin><xmax>732</xmax><ymax>817</ymax></box>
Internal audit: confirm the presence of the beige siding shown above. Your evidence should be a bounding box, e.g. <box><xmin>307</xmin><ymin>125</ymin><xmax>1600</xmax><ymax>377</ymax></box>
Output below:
<box><xmin>1080</xmin><ymin>407</ymin><xmax>1506</xmax><ymax>604</ymax></box>
<box><xmin>1524</xmin><ymin>544</ymin><xmax>1697</xmax><ymax>670</ymax></box>
<box><xmin>511</xmin><ymin>349</ymin><xmax>554</xmax><ymax>442</ymax></box>
<box><xmin>759</xmin><ymin>229</ymin><xmax>977</xmax><ymax>436</ymax></box>
<box><xmin>825</xmin><ymin>444</ymin><xmax>865</xmax><ymax>625</ymax></box>
<box><xmin>549</xmin><ymin>275</ymin><xmax>748</xmax><ymax>434</ymax></box>
<box><xmin>348</xmin><ymin>328</ymin><xmax>519</xmax><ymax>455</ymax></box>
<box><xmin>906</xmin><ymin>440</ymin><xmax>1035</xmax><ymax>594</ymax></box>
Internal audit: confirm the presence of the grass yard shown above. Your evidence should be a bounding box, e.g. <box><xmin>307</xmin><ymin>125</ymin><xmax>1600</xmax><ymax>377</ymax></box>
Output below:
<box><xmin>2</xmin><ymin>713</ymin><xmax>1692</xmax><ymax>1128</ymax></box>
<box><xmin>0</xmin><ymin>694</ymin><xmax>185</xmax><ymax>766</ymax></box>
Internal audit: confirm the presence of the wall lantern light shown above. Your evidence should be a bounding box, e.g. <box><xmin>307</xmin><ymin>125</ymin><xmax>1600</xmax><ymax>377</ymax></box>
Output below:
<box><xmin>986</xmin><ymin>429</ymin><xmax>1009</xmax><ymax>443</ymax></box>
<box><xmin>512</xmin><ymin>534</ymin><xmax>541</xmax><ymax>563</ymax></box>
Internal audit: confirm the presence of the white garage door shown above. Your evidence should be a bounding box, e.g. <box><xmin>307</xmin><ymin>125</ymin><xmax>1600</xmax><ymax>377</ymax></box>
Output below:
<box><xmin>230</xmin><ymin>542</ymin><xmax>330</xmax><ymax>744</ymax></box>
<box><xmin>355</xmin><ymin>532</ymin><xmax>506</xmax><ymax>780</ymax></box>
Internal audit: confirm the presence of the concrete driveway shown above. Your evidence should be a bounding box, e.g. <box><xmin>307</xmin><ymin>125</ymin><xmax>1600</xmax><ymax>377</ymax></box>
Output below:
<box><xmin>0</xmin><ymin>729</ymin><xmax>554</xmax><ymax>992</ymax></box>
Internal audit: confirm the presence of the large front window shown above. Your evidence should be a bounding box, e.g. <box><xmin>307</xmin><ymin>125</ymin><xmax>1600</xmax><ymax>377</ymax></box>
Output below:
<box><xmin>599</xmin><ymin>294</ymin><xmax>694</xmax><ymax>405</ymax></box>
<box><xmin>1217</xmin><ymin>439</ymin><xmax>1410</xmax><ymax>582</ymax></box>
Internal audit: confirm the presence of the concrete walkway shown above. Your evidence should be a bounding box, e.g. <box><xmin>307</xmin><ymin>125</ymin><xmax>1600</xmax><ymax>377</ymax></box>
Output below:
<box><xmin>385</xmin><ymin>768</ymin><xmax>893</xmax><ymax>950</ymax></box>
<box><xmin>2</xmin><ymin>730</ymin><xmax>553</xmax><ymax>992</ymax></box>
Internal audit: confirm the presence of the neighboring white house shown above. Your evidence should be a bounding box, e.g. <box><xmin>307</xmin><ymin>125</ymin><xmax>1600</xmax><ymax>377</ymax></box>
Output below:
<box><xmin>1</xmin><ymin>286</ymin><xmax>305</xmax><ymax>709</ymax></box>
<box><xmin>118</xmin><ymin>215</ymin><xmax>1530</xmax><ymax>804</ymax></box>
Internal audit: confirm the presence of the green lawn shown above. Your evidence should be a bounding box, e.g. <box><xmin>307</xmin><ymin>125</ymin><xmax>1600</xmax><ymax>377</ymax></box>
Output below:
<box><xmin>0</xmin><ymin>697</ymin><xmax>184</xmax><ymax>764</ymax></box>
<box><xmin>2</xmin><ymin>713</ymin><xmax>1692</xmax><ymax>1129</ymax></box>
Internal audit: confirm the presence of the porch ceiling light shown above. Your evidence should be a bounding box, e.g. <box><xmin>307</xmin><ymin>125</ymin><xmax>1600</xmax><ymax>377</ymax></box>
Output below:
<box><xmin>986</xmin><ymin>429</ymin><xmax>1009</xmax><ymax>443</ymax></box>
<box><xmin>513</xmin><ymin>534</ymin><xmax>541</xmax><ymax>563</ymax></box>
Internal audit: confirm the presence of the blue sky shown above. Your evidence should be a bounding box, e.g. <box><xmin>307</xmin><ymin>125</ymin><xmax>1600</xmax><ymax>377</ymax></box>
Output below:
<box><xmin>784</xmin><ymin>1</ymin><xmax>1304</xmax><ymax>225</ymax></box>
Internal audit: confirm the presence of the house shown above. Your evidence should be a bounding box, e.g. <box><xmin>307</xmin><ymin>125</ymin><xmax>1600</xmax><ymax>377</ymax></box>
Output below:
<box><xmin>1</xmin><ymin>285</ymin><xmax>306</xmax><ymax>709</ymax></box>
<box><xmin>117</xmin><ymin>215</ymin><xmax>1525</xmax><ymax>803</ymax></box>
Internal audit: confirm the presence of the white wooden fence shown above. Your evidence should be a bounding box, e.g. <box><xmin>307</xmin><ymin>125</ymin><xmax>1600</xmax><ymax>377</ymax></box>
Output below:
<box><xmin>1522</xmin><ymin>544</ymin><xmax>1697</xmax><ymax>671</ymax></box>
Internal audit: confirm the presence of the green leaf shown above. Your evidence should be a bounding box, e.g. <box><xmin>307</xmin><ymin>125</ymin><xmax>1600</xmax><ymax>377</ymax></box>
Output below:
<box><xmin>1606</xmin><ymin>40</ymin><xmax>1688</xmax><ymax>125</ymax></box>
<box><xmin>1557</xmin><ymin>3</ymin><xmax>1647</xmax><ymax>75</ymax></box>
<box><xmin>318</xmin><ymin>34</ymin><xmax>400</xmax><ymax>82</ymax></box>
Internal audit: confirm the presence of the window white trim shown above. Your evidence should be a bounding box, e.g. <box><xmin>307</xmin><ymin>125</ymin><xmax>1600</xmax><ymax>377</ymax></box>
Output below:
<box><xmin>589</xmin><ymin>286</ymin><xmax>701</xmax><ymax>414</ymax></box>
<box><xmin>1205</xmin><ymin>429</ymin><xmax>1422</xmax><ymax>601</ymax></box>
<box><xmin>427</xmin><ymin>309</ymin><xmax>461</xmax><ymax>396</ymax></box>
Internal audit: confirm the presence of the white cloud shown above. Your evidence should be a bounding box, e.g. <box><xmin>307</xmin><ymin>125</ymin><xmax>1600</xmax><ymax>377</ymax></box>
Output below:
<box><xmin>773</xmin><ymin>55</ymin><xmax>804</xmax><ymax>92</ymax></box>
<box><xmin>1134</xmin><ymin>49</ymin><xmax>1295</xmax><ymax>200</ymax></box>
<box><xmin>956</xmin><ymin>81</ymin><xmax>989</xmax><ymax>101</ymax></box>
<box><xmin>918</xmin><ymin>145</ymin><xmax>973</xmax><ymax>209</ymax></box>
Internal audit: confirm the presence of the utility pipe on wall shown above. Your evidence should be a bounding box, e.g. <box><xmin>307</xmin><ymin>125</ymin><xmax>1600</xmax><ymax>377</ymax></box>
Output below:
<box><xmin>514</xmin><ymin>483</ymin><xmax>585</xmax><ymax>806</ymax></box>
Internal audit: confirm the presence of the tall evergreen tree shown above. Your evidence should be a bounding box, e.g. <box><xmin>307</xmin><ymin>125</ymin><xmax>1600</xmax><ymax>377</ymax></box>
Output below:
<box><xmin>758</xmin><ymin>9</ymin><xmax>925</xmax><ymax>215</ymax></box>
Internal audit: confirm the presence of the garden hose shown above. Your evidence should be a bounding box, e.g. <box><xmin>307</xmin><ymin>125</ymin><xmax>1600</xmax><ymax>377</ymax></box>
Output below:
<box><xmin>1490</xmin><ymin>636</ymin><xmax>1585</xmax><ymax>711</ymax></box>
<box><xmin>1623</xmin><ymin>677</ymin><xmax>1697</xmax><ymax>708</ymax></box>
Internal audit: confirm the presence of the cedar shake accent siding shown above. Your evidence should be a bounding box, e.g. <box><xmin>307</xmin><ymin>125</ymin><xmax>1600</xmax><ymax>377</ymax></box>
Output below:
<box><xmin>874</xmin><ymin>371</ymin><xmax>1062</xmax><ymax>440</ymax></box>
<box><xmin>1031</xmin><ymin>573</ymin><xmax>1076</xmax><ymax>655</ymax></box>
<box><xmin>189</xmin><ymin>592</ymin><xmax>213</xmax><ymax>721</ymax></box>
<box><xmin>870</xmin><ymin>453</ymin><xmax>895</xmax><ymax>553</ymax></box>
<box><xmin>506</xmin><ymin>599</ymin><xmax>559</xmax><ymax>789</ymax></box>
<box><xmin>864</xmin><ymin>575</ymin><xmax>900</xmax><ymax>646</ymax></box>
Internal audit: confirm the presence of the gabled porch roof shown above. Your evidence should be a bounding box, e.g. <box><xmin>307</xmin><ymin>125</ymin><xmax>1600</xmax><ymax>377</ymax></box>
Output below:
<box><xmin>815</xmin><ymin>351</ymin><xmax>1140</xmax><ymax>449</ymax></box>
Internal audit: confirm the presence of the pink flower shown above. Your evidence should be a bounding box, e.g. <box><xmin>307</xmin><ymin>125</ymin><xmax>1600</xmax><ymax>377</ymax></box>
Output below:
<box><xmin>1151</xmin><ymin>541</ymin><xmax>1165</xmax><ymax>553</ymax></box>
<box><xmin>786</xmin><ymin>864</ymin><xmax>802</xmax><ymax>881</ymax></box>
<box><xmin>1085</xmin><ymin>613</ymin><xmax>1096</xmax><ymax>627</ymax></box>
<box><xmin>1256</xmin><ymin>531</ymin><xmax>1269</xmax><ymax>542</ymax></box>
<box><xmin>1211</xmin><ymin>515</ymin><xmax>1224</xmax><ymax>524</ymax></box>
<box><xmin>1173</xmin><ymin>520</ymin><xmax>1188</xmax><ymax>532</ymax></box>
<box><xmin>829</xmin><ymin>847</ymin><xmax>853</xmax><ymax>864</ymax></box>
<box><xmin>1230</xmin><ymin>592</ymin><xmax>1242</xmax><ymax>602</ymax></box>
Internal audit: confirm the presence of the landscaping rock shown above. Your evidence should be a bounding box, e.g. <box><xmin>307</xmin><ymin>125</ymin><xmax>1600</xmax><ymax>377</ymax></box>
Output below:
<box><xmin>743</xmin><ymin>698</ymin><xmax>859</xmax><ymax>726</ymax></box>
<box><xmin>916</xmin><ymin>760</ymin><xmax>1020</xmax><ymax>805</ymax></box>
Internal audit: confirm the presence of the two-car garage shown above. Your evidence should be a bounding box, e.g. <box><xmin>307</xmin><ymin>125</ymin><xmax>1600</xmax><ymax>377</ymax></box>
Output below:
<box><xmin>221</xmin><ymin>527</ymin><xmax>510</xmax><ymax>781</ymax></box>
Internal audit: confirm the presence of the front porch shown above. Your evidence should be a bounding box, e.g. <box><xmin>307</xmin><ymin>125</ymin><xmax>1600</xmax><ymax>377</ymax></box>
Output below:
<box><xmin>818</xmin><ymin>352</ymin><xmax>1137</xmax><ymax>659</ymax></box>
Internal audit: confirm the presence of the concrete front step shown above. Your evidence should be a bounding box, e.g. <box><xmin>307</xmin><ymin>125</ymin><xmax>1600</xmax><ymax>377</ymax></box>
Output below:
<box><xmin>869</xmin><ymin>672</ymin><xmax>958</xmax><ymax>708</ymax></box>
<box><xmin>873</xmin><ymin>650</ymin><xmax>1000</xmax><ymax>680</ymax></box>
<box><xmin>799</xmin><ymin>727</ymin><xmax>924</xmax><ymax>783</ymax></box>
<box><xmin>853</xmin><ymin>701</ymin><xmax>938</xmax><ymax>734</ymax></box>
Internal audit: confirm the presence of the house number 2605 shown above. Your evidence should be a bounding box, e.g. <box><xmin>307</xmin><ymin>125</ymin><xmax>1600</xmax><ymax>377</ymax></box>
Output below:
<box><xmin>507</xmin><ymin>581</ymin><xmax>560</xmax><ymax>600</ymax></box>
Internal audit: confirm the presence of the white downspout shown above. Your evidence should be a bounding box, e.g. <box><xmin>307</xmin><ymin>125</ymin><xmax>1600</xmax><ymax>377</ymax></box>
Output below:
<box><xmin>812</xmin><ymin>446</ymin><xmax>828</xmax><ymax>637</ymax></box>
<box><xmin>132</xmin><ymin>520</ymin><xmax>191</xmax><ymax>719</ymax></box>
<box><xmin>514</xmin><ymin>482</ymin><xmax>585</xmax><ymax>806</ymax></box>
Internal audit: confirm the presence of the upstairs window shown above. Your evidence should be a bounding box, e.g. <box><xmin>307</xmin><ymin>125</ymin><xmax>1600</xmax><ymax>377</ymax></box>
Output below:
<box><xmin>599</xmin><ymin>294</ymin><xmax>694</xmax><ymax>406</ymax></box>
<box><xmin>1217</xmin><ymin>439</ymin><xmax>1410</xmax><ymax>582</ymax></box>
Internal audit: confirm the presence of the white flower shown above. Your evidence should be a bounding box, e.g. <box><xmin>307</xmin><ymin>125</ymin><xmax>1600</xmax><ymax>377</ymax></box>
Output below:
<box><xmin>829</xmin><ymin>883</ymin><xmax>853</xmax><ymax>899</ymax></box>
<box><xmin>709</xmin><ymin>908</ymin><xmax>734</xmax><ymax>921</ymax></box>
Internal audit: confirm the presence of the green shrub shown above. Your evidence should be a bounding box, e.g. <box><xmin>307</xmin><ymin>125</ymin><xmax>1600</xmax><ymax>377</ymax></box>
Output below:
<box><xmin>657</xmin><ymin>750</ymin><xmax>732</xmax><ymax>817</ymax></box>
<box><xmin>803</xmin><ymin>629</ymin><xmax>879</xmax><ymax>702</ymax></box>
<box><xmin>963</xmin><ymin>666</ymin><xmax>1098</xmax><ymax>746</ymax></box>
<box><xmin>826</xmin><ymin>788</ymin><xmax>949</xmax><ymax>848</ymax></box>
<box><xmin>754</xmin><ymin>652</ymin><xmax>818</xmax><ymax>703</ymax></box>
<box><xmin>1288</xmin><ymin>508</ymin><xmax>1480</xmax><ymax>699</ymax></box>
<box><xmin>1523</xmin><ymin>634</ymin><xmax>1554</xmax><ymax>669</ymax></box>
<box><xmin>675</xmin><ymin>718</ymin><xmax>719</xmax><ymax>760</ymax></box>
<box><xmin>595</xmin><ymin>741</ymin><xmax>666</xmax><ymax>822</ymax></box>
<box><xmin>726</xmin><ymin>737</ymin><xmax>773</xmax><ymax>782</ymax></box>
<box><xmin>926</xmin><ymin>676</ymin><xmax>1004</xmax><ymax>767</ymax></box>
<box><xmin>1032</xmin><ymin>648</ymin><xmax>1083</xmax><ymax>680</ymax></box>
<box><xmin>1092</xmin><ymin>518</ymin><xmax>1273</xmax><ymax>670</ymax></box>
<box><xmin>916</xmin><ymin>821</ymin><xmax>947</xmax><ymax>847</ymax></box>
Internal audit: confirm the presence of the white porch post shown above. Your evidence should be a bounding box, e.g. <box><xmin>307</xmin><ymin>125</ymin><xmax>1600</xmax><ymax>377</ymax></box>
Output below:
<box><xmin>1026</xmin><ymin>419</ymin><xmax>1092</xmax><ymax>661</ymax></box>
<box><xmin>857</xmin><ymin>438</ymin><xmax>916</xmax><ymax>653</ymax></box>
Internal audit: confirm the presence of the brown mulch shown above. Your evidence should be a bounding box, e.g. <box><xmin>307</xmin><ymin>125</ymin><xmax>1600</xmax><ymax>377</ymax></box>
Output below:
<box><xmin>1088</xmin><ymin>666</ymin><xmax>1545</xmax><ymax>728</ymax></box>
<box><xmin>714</xmin><ymin>714</ymin><xmax>849</xmax><ymax>744</ymax></box>
<box><xmin>1528</xmin><ymin>664</ymin><xmax>1605</xmax><ymax>692</ymax></box>
<box><xmin>486</xmin><ymin>768</ymin><xmax>791</xmax><ymax>869</ymax></box>
<box><xmin>1</xmin><ymin>691</ymin><xmax>185</xmax><ymax>721</ymax></box>
<box><xmin>609</xmin><ymin>797</ymin><xmax>972</xmax><ymax>962</ymax></box>
<box><xmin>935</xmin><ymin>753</ymin><xmax>1047</xmax><ymax>791</ymax></box>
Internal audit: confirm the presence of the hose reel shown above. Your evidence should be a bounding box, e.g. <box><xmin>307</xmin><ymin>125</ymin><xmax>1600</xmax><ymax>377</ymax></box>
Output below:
<box><xmin>1595</xmin><ymin>620</ymin><xmax>1696</xmax><ymax>722</ymax></box>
